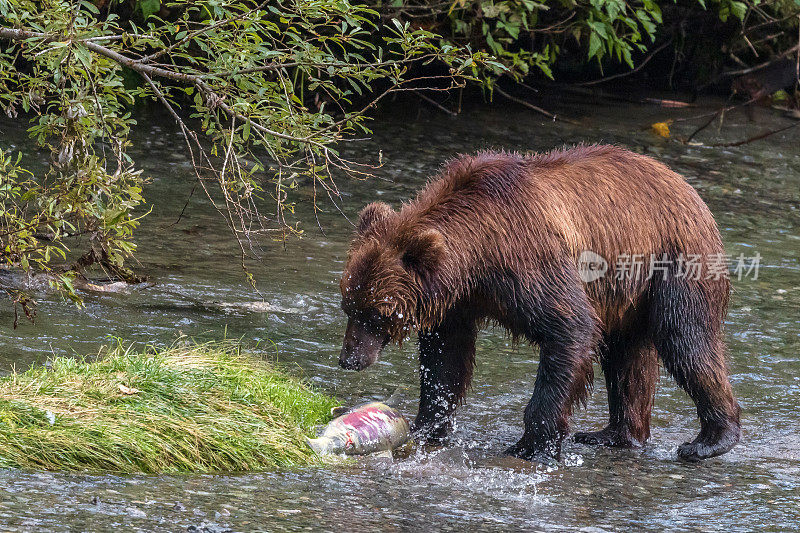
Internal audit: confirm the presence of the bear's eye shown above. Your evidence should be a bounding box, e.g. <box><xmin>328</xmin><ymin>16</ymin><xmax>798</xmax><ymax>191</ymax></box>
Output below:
<box><xmin>340</xmin><ymin>300</ymin><xmax>356</xmax><ymax>316</ymax></box>
<box><xmin>364</xmin><ymin>308</ymin><xmax>387</xmax><ymax>327</ymax></box>
<box><xmin>354</xmin><ymin>307</ymin><xmax>391</xmax><ymax>333</ymax></box>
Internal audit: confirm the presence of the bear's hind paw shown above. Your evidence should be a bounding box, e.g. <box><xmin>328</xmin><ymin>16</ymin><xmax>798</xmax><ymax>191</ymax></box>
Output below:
<box><xmin>677</xmin><ymin>423</ymin><xmax>741</xmax><ymax>461</ymax></box>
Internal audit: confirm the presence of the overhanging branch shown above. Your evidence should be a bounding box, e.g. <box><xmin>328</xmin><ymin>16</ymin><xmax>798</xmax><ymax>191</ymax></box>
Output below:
<box><xmin>0</xmin><ymin>26</ymin><xmax>328</xmax><ymax>148</ymax></box>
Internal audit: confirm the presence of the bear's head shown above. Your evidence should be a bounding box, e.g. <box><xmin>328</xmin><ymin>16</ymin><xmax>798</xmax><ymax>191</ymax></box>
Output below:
<box><xmin>338</xmin><ymin>202</ymin><xmax>446</xmax><ymax>370</ymax></box>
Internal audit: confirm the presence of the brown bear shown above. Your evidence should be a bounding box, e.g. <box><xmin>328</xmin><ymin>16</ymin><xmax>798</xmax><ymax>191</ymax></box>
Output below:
<box><xmin>338</xmin><ymin>144</ymin><xmax>741</xmax><ymax>462</ymax></box>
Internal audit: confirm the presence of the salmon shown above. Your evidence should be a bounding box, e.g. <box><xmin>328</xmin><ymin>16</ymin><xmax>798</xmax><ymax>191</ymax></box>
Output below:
<box><xmin>305</xmin><ymin>401</ymin><xmax>410</xmax><ymax>456</ymax></box>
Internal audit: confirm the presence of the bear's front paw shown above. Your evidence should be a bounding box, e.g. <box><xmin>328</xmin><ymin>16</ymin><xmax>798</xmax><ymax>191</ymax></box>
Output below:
<box><xmin>411</xmin><ymin>419</ymin><xmax>452</xmax><ymax>445</ymax></box>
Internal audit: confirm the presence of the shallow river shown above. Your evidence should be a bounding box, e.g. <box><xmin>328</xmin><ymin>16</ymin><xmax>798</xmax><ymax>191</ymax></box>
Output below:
<box><xmin>1</xmin><ymin>94</ymin><xmax>799</xmax><ymax>532</ymax></box>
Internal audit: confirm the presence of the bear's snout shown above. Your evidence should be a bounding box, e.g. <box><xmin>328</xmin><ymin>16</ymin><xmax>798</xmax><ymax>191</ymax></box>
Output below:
<box><xmin>339</xmin><ymin>317</ymin><xmax>388</xmax><ymax>371</ymax></box>
<box><xmin>338</xmin><ymin>349</ymin><xmax>369</xmax><ymax>371</ymax></box>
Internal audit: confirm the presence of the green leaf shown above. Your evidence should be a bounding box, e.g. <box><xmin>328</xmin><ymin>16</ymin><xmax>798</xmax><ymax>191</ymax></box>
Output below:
<box><xmin>621</xmin><ymin>46</ymin><xmax>633</xmax><ymax>68</ymax></box>
<box><xmin>138</xmin><ymin>0</ymin><xmax>160</xmax><ymax>19</ymax></box>
<box><xmin>588</xmin><ymin>32</ymin><xmax>603</xmax><ymax>59</ymax></box>
<box><xmin>73</xmin><ymin>44</ymin><xmax>92</xmax><ymax>69</ymax></box>
<box><xmin>79</xmin><ymin>1</ymin><xmax>100</xmax><ymax>14</ymax></box>
<box><xmin>503</xmin><ymin>21</ymin><xmax>520</xmax><ymax>39</ymax></box>
<box><xmin>587</xmin><ymin>21</ymin><xmax>608</xmax><ymax>39</ymax></box>
<box><xmin>729</xmin><ymin>1</ymin><xmax>747</xmax><ymax>20</ymax></box>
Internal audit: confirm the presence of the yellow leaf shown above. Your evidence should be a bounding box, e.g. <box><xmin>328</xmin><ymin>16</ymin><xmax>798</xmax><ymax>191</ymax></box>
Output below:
<box><xmin>651</xmin><ymin>120</ymin><xmax>672</xmax><ymax>138</ymax></box>
<box><xmin>448</xmin><ymin>0</ymin><xmax>469</xmax><ymax>14</ymax></box>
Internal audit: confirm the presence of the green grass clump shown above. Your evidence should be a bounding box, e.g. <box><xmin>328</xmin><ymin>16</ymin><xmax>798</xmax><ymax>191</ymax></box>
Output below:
<box><xmin>0</xmin><ymin>340</ymin><xmax>339</xmax><ymax>473</ymax></box>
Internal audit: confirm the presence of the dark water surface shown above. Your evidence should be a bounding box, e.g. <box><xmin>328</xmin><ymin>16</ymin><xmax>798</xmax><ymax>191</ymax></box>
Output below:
<box><xmin>1</xmin><ymin>96</ymin><xmax>799</xmax><ymax>532</ymax></box>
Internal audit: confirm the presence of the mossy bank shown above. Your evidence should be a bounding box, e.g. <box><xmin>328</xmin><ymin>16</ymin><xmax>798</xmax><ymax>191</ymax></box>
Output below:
<box><xmin>0</xmin><ymin>341</ymin><xmax>338</xmax><ymax>473</ymax></box>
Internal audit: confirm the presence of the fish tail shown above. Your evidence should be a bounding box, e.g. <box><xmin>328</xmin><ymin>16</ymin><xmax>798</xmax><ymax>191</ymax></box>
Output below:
<box><xmin>384</xmin><ymin>386</ymin><xmax>408</xmax><ymax>408</ymax></box>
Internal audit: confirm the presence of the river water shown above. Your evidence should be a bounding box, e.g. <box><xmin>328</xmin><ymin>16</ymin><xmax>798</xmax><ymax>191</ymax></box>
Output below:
<box><xmin>1</xmin><ymin>94</ymin><xmax>799</xmax><ymax>532</ymax></box>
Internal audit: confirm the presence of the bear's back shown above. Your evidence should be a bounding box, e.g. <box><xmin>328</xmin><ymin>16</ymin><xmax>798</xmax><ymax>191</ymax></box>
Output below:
<box><xmin>524</xmin><ymin>144</ymin><xmax>722</xmax><ymax>260</ymax></box>
<box><xmin>398</xmin><ymin>145</ymin><xmax>726</xmax><ymax>326</ymax></box>
<box><xmin>406</xmin><ymin>145</ymin><xmax>722</xmax><ymax>262</ymax></box>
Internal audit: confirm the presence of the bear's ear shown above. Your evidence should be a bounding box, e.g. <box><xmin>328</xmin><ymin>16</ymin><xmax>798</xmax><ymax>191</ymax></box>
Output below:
<box><xmin>400</xmin><ymin>228</ymin><xmax>446</xmax><ymax>275</ymax></box>
<box><xmin>357</xmin><ymin>202</ymin><xmax>394</xmax><ymax>236</ymax></box>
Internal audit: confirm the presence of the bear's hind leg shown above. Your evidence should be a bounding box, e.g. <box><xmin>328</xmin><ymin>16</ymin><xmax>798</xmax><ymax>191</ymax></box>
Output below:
<box><xmin>649</xmin><ymin>277</ymin><xmax>741</xmax><ymax>461</ymax></box>
<box><xmin>574</xmin><ymin>330</ymin><xmax>658</xmax><ymax>448</ymax></box>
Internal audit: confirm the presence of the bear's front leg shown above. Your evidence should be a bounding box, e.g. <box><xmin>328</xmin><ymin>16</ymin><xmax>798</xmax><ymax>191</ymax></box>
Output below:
<box><xmin>505</xmin><ymin>336</ymin><xmax>595</xmax><ymax>461</ymax></box>
<box><xmin>505</xmin><ymin>278</ymin><xmax>597</xmax><ymax>462</ymax></box>
<box><xmin>412</xmin><ymin>308</ymin><xmax>477</xmax><ymax>444</ymax></box>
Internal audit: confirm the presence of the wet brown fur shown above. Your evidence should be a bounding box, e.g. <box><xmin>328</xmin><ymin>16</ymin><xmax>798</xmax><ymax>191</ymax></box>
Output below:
<box><xmin>340</xmin><ymin>144</ymin><xmax>741</xmax><ymax>461</ymax></box>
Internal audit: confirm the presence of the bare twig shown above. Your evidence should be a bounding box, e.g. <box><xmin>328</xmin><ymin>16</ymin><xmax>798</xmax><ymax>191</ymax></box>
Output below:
<box><xmin>719</xmin><ymin>43</ymin><xmax>800</xmax><ymax>78</ymax></box>
<box><xmin>686</xmin><ymin>109</ymin><xmax>724</xmax><ymax>143</ymax></box>
<box><xmin>709</xmin><ymin>119</ymin><xmax>800</xmax><ymax>147</ymax></box>
<box><xmin>413</xmin><ymin>89</ymin><xmax>457</xmax><ymax>116</ymax></box>
<box><xmin>493</xmin><ymin>85</ymin><xmax>581</xmax><ymax>125</ymax></box>
<box><xmin>532</xmin><ymin>12</ymin><xmax>577</xmax><ymax>34</ymax></box>
<box><xmin>578</xmin><ymin>38</ymin><xmax>673</xmax><ymax>87</ymax></box>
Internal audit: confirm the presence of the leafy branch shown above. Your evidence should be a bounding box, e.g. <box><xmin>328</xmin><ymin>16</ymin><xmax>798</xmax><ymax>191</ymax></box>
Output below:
<box><xmin>0</xmin><ymin>0</ymin><xmax>484</xmax><ymax>315</ymax></box>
